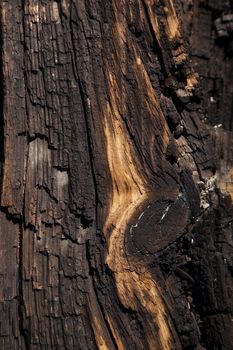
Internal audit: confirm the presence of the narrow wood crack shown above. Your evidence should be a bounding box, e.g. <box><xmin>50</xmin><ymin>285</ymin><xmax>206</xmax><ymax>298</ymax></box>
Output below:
<box><xmin>0</xmin><ymin>8</ymin><xmax>4</xmax><ymax>184</ymax></box>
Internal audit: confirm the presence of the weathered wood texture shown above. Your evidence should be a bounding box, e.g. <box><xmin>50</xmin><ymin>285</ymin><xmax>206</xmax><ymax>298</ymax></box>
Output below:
<box><xmin>0</xmin><ymin>0</ymin><xmax>232</xmax><ymax>349</ymax></box>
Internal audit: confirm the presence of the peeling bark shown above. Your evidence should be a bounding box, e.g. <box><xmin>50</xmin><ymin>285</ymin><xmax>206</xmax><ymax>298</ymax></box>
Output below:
<box><xmin>0</xmin><ymin>1</ymin><xmax>232</xmax><ymax>349</ymax></box>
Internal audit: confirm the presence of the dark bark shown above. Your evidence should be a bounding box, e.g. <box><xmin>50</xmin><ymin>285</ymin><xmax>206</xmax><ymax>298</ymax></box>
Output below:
<box><xmin>0</xmin><ymin>1</ymin><xmax>232</xmax><ymax>349</ymax></box>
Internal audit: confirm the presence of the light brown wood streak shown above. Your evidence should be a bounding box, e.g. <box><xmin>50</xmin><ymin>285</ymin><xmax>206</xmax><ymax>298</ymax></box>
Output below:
<box><xmin>103</xmin><ymin>105</ymin><xmax>173</xmax><ymax>350</ymax></box>
<box><xmin>163</xmin><ymin>0</ymin><xmax>180</xmax><ymax>40</ymax></box>
<box><xmin>214</xmin><ymin>130</ymin><xmax>233</xmax><ymax>199</ymax></box>
<box><xmin>102</xmin><ymin>27</ymin><xmax>175</xmax><ymax>347</ymax></box>
<box><xmin>163</xmin><ymin>0</ymin><xmax>189</xmax><ymax>68</ymax></box>
<box><xmin>86</xmin><ymin>278</ymin><xmax>115</xmax><ymax>350</ymax></box>
<box><xmin>143</xmin><ymin>0</ymin><xmax>161</xmax><ymax>43</ymax></box>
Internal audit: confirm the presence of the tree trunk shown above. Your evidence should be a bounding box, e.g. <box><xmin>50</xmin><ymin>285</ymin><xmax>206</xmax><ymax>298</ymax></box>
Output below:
<box><xmin>0</xmin><ymin>1</ymin><xmax>232</xmax><ymax>349</ymax></box>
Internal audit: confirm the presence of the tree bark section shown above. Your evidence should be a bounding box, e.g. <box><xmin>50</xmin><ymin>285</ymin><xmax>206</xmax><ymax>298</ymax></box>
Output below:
<box><xmin>0</xmin><ymin>1</ymin><xmax>232</xmax><ymax>350</ymax></box>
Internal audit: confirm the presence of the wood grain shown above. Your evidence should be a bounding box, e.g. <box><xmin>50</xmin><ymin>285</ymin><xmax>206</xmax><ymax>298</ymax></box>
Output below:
<box><xmin>0</xmin><ymin>1</ymin><xmax>232</xmax><ymax>349</ymax></box>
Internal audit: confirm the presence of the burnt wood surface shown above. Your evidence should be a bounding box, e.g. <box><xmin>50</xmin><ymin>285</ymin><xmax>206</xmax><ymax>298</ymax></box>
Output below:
<box><xmin>0</xmin><ymin>1</ymin><xmax>232</xmax><ymax>349</ymax></box>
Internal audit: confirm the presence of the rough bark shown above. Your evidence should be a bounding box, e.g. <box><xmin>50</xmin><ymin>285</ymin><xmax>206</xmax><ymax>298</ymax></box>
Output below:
<box><xmin>0</xmin><ymin>1</ymin><xmax>232</xmax><ymax>349</ymax></box>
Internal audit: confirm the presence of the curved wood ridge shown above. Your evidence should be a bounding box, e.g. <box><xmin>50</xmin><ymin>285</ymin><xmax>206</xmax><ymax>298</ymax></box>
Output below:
<box><xmin>101</xmin><ymin>1</ymin><xmax>198</xmax><ymax>349</ymax></box>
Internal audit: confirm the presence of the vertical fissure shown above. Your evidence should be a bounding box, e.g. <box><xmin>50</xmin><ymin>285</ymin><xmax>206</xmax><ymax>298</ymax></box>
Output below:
<box><xmin>68</xmin><ymin>4</ymin><xmax>99</xmax><ymax>222</ymax></box>
<box><xmin>18</xmin><ymin>224</ymin><xmax>30</xmax><ymax>350</ymax></box>
<box><xmin>141</xmin><ymin>0</ymin><xmax>171</xmax><ymax>80</ymax></box>
<box><xmin>85</xmin><ymin>241</ymin><xmax>118</xmax><ymax>350</ymax></box>
<box><xmin>18</xmin><ymin>1</ymin><xmax>30</xmax><ymax>348</ymax></box>
<box><xmin>77</xmin><ymin>79</ymin><xmax>99</xmax><ymax>214</ymax></box>
<box><xmin>0</xmin><ymin>5</ymin><xmax>5</xmax><ymax>193</ymax></box>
